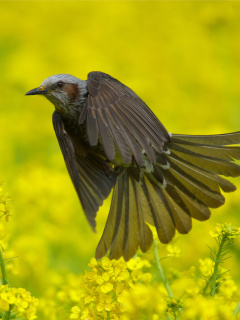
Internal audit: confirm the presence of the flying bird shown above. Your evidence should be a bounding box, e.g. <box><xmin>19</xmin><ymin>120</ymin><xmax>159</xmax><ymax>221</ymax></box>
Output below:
<box><xmin>26</xmin><ymin>72</ymin><xmax>240</xmax><ymax>261</ymax></box>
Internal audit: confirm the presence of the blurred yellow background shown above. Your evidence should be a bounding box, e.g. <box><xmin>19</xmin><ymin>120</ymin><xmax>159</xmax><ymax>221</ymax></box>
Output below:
<box><xmin>0</xmin><ymin>1</ymin><xmax>240</xmax><ymax>317</ymax></box>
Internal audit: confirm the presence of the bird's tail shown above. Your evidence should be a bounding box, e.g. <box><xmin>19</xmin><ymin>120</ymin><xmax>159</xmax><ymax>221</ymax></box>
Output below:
<box><xmin>95</xmin><ymin>132</ymin><xmax>240</xmax><ymax>261</ymax></box>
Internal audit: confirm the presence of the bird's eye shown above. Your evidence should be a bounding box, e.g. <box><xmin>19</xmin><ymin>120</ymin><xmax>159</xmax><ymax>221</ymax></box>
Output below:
<box><xmin>57</xmin><ymin>81</ymin><xmax>64</xmax><ymax>88</ymax></box>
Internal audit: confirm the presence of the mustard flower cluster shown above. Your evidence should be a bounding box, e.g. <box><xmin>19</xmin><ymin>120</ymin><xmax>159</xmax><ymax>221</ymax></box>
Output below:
<box><xmin>166</xmin><ymin>245</ymin><xmax>181</xmax><ymax>258</ymax></box>
<box><xmin>197</xmin><ymin>257</ymin><xmax>235</xmax><ymax>295</ymax></box>
<box><xmin>209</xmin><ymin>223</ymin><xmax>240</xmax><ymax>240</ymax></box>
<box><xmin>185</xmin><ymin>258</ymin><xmax>239</xmax><ymax>300</ymax></box>
<box><xmin>164</xmin><ymin>258</ymin><xmax>239</xmax><ymax>319</ymax></box>
<box><xmin>68</xmin><ymin>257</ymin><xmax>152</xmax><ymax>320</ymax></box>
<box><xmin>32</xmin><ymin>222</ymin><xmax>240</xmax><ymax>320</ymax></box>
<box><xmin>0</xmin><ymin>285</ymin><xmax>39</xmax><ymax>320</ymax></box>
<box><xmin>183</xmin><ymin>295</ymin><xmax>235</xmax><ymax>320</ymax></box>
<box><xmin>181</xmin><ymin>225</ymin><xmax>240</xmax><ymax>320</ymax></box>
<box><xmin>120</xmin><ymin>283</ymin><xmax>168</xmax><ymax>320</ymax></box>
<box><xmin>0</xmin><ymin>184</ymin><xmax>39</xmax><ymax>320</ymax></box>
<box><xmin>2</xmin><ymin>175</ymin><xmax>240</xmax><ymax>320</ymax></box>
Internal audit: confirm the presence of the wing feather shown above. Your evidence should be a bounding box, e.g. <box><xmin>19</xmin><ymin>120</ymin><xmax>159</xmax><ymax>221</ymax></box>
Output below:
<box><xmin>80</xmin><ymin>71</ymin><xmax>170</xmax><ymax>165</ymax></box>
<box><xmin>115</xmin><ymin>104</ymin><xmax>156</xmax><ymax>162</ymax></box>
<box><xmin>52</xmin><ymin>111</ymin><xmax>116</xmax><ymax>231</ymax></box>
<box><xmin>87</xmin><ymin>108</ymin><xmax>99</xmax><ymax>146</ymax></box>
<box><xmin>109</xmin><ymin>106</ymin><xmax>144</xmax><ymax>165</ymax></box>
<box><xmin>101</xmin><ymin>108</ymin><xmax>132</xmax><ymax>163</ymax></box>
<box><xmin>95</xmin><ymin>109</ymin><xmax>116</xmax><ymax>160</ymax></box>
<box><xmin>117</xmin><ymin>100</ymin><xmax>163</xmax><ymax>153</ymax></box>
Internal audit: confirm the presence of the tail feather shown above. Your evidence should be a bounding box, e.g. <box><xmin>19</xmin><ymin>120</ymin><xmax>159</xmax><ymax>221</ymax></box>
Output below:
<box><xmin>174</xmin><ymin>187</ymin><xmax>211</xmax><ymax>221</ymax></box>
<box><xmin>110</xmin><ymin>170</ymin><xmax>140</xmax><ymax>261</ymax></box>
<box><xmin>95</xmin><ymin>179</ymin><xmax>122</xmax><ymax>259</ymax></box>
<box><xmin>165</xmin><ymin>168</ymin><xmax>225</xmax><ymax>208</ymax></box>
<box><xmin>122</xmin><ymin>175</ymin><xmax>139</xmax><ymax>261</ymax></box>
<box><xmin>172</xmin><ymin>143</ymin><xmax>240</xmax><ymax>161</ymax></box>
<box><xmin>169</xmin><ymin>145</ymin><xmax>240</xmax><ymax>177</ymax></box>
<box><xmin>108</xmin><ymin>173</ymin><xmax>127</xmax><ymax>260</ymax></box>
<box><xmin>172</xmin><ymin>132</ymin><xmax>240</xmax><ymax>146</ymax></box>
<box><xmin>131</xmin><ymin>176</ymin><xmax>153</xmax><ymax>253</ymax></box>
<box><xmin>167</xmin><ymin>155</ymin><xmax>236</xmax><ymax>193</ymax></box>
<box><xmin>169</xmin><ymin>157</ymin><xmax>220</xmax><ymax>192</ymax></box>
<box><xmin>142</xmin><ymin>177</ymin><xmax>176</xmax><ymax>243</ymax></box>
<box><xmin>96</xmin><ymin>169</ymin><xmax>155</xmax><ymax>261</ymax></box>
<box><xmin>108</xmin><ymin>191</ymin><xmax>125</xmax><ymax>260</ymax></box>
<box><xmin>162</xmin><ymin>188</ymin><xmax>192</xmax><ymax>234</ymax></box>
<box><xmin>96</xmin><ymin>132</ymin><xmax>240</xmax><ymax>261</ymax></box>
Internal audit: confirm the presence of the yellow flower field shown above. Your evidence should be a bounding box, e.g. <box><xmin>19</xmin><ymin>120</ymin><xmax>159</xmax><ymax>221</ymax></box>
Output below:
<box><xmin>0</xmin><ymin>2</ymin><xmax>240</xmax><ymax>319</ymax></box>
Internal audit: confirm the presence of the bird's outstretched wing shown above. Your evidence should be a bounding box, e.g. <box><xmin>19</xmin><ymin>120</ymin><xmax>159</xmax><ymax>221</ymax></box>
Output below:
<box><xmin>96</xmin><ymin>132</ymin><xmax>240</xmax><ymax>261</ymax></box>
<box><xmin>52</xmin><ymin>111</ymin><xmax>116</xmax><ymax>230</ymax></box>
<box><xmin>79</xmin><ymin>72</ymin><xmax>170</xmax><ymax>166</ymax></box>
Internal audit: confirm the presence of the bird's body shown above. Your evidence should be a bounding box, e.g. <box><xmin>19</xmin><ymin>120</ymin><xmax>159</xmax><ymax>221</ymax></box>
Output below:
<box><xmin>26</xmin><ymin>72</ymin><xmax>240</xmax><ymax>261</ymax></box>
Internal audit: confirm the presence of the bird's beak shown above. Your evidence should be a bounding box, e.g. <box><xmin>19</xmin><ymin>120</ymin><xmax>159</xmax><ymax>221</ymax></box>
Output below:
<box><xmin>25</xmin><ymin>86</ymin><xmax>48</xmax><ymax>96</ymax></box>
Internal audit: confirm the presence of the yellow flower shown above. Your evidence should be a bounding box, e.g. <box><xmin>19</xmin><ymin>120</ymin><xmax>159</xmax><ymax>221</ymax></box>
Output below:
<box><xmin>127</xmin><ymin>257</ymin><xmax>151</xmax><ymax>270</ymax></box>
<box><xmin>0</xmin><ymin>285</ymin><xmax>38</xmax><ymax>319</ymax></box>
<box><xmin>71</xmin><ymin>306</ymin><xmax>81</xmax><ymax>314</ymax></box>
<box><xmin>209</xmin><ymin>223</ymin><xmax>240</xmax><ymax>240</ymax></box>
<box><xmin>54</xmin><ymin>255</ymin><xmax>158</xmax><ymax>319</ymax></box>
<box><xmin>80</xmin><ymin>309</ymin><xmax>88</xmax><ymax>319</ymax></box>
<box><xmin>166</xmin><ymin>245</ymin><xmax>181</xmax><ymax>258</ymax></box>
<box><xmin>96</xmin><ymin>303</ymin><xmax>104</xmax><ymax>312</ymax></box>
<box><xmin>96</xmin><ymin>275</ymin><xmax>105</xmax><ymax>285</ymax></box>
<box><xmin>209</xmin><ymin>224</ymin><xmax>222</xmax><ymax>237</ymax></box>
<box><xmin>219</xmin><ymin>278</ymin><xmax>238</xmax><ymax>300</ymax></box>
<box><xmin>117</xmin><ymin>271</ymin><xmax>129</xmax><ymax>281</ymax></box>
<box><xmin>102</xmin><ymin>272</ymin><xmax>110</xmax><ymax>282</ymax></box>
<box><xmin>199</xmin><ymin>258</ymin><xmax>214</xmax><ymax>277</ymax></box>
<box><xmin>84</xmin><ymin>295</ymin><xmax>93</xmax><ymax>304</ymax></box>
<box><xmin>140</xmin><ymin>273</ymin><xmax>152</xmax><ymax>283</ymax></box>
<box><xmin>88</xmin><ymin>258</ymin><xmax>98</xmax><ymax>268</ymax></box>
<box><xmin>0</xmin><ymin>185</ymin><xmax>12</xmax><ymax>222</ymax></box>
<box><xmin>105</xmin><ymin>303</ymin><xmax>112</xmax><ymax>311</ymax></box>
<box><xmin>122</xmin><ymin>283</ymin><xmax>166</xmax><ymax>319</ymax></box>
<box><xmin>184</xmin><ymin>294</ymin><xmax>234</xmax><ymax>320</ymax></box>
<box><xmin>101</xmin><ymin>282</ymin><xmax>113</xmax><ymax>293</ymax></box>
<box><xmin>101</xmin><ymin>257</ymin><xmax>112</xmax><ymax>270</ymax></box>
<box><xmin>25</xmin><ymin>306</ymin><xmax>37</xmax><ymax>320</ymax></box>
<box><xmin>0</xmin><ymin>299</ymin><xmax>9</xmax><ymax>312</ymax></box>
<box><xmin>0</xmin><ymin>291</ymin><xmax>16</xmax><ymax>304</ymax></box>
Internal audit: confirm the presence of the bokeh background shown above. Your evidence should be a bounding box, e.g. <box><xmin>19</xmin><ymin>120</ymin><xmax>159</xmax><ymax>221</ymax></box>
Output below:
<box><xmin>0</xmin><ymin>1</ymin><xmax>240</xmax><ymax>318</ymax></box>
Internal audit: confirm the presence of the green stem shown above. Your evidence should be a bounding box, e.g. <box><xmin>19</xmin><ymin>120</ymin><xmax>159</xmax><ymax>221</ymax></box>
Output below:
<box><xmin>234</xmin><ymin>301</ymin><xmax>240</xmax><ymax>316</ymax></box>
<box><xmin>154</xmin><ymin>239</ymin><xmax>174</xmax><ymax>299</ymax></box>
<box><xmin>210</xmin><ymin>235</ymin><xmax>227</xmax><ymax>297</ymax></box>
<box><xmin>0</xmin><ymin>248</ymin><xmax>11</xmax><ymax>320</ymax></box>
<box><xmin>106</xmin><ymin>311</ymin><xmax>110</xmax><ymax>320</ymax></box>
<box><xmin>0</xmin><ymin>247</ymin><xmax>8</xmax><ymax>285</ymax></box>
<box><xmin>202</xmin><ymin>275</ymin><xmax>212</xmax><ymax>295</ymax></box>
<box><xmin>3</xmin><ymin>306</ymin><xmax>11</xmax><ymax>320</ymax></box>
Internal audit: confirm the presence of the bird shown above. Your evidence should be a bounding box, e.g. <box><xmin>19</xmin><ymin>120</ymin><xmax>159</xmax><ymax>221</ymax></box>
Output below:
<box><xmin>25</xmin><ymin>72</ymin><xmax>240</xmax><ymax>261</ymax></box>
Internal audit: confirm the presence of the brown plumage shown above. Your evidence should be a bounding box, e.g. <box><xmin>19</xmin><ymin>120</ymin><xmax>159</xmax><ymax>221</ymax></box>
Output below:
<box><xmin>65</xmin><ymin>83</ymin><xmax>80</xmax><ymax>100</ymax></box>
<box><xmin>26</xmin><ymin>72</ymin><xmax>240</xmax><ymax>261</ymax></box>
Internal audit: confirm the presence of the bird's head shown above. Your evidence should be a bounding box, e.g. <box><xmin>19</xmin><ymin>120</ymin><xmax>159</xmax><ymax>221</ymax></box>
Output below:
<box><xmin>25</xmin><ymin>74</ymin><xmax>88</xmax><ymax>116</ymax></box>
